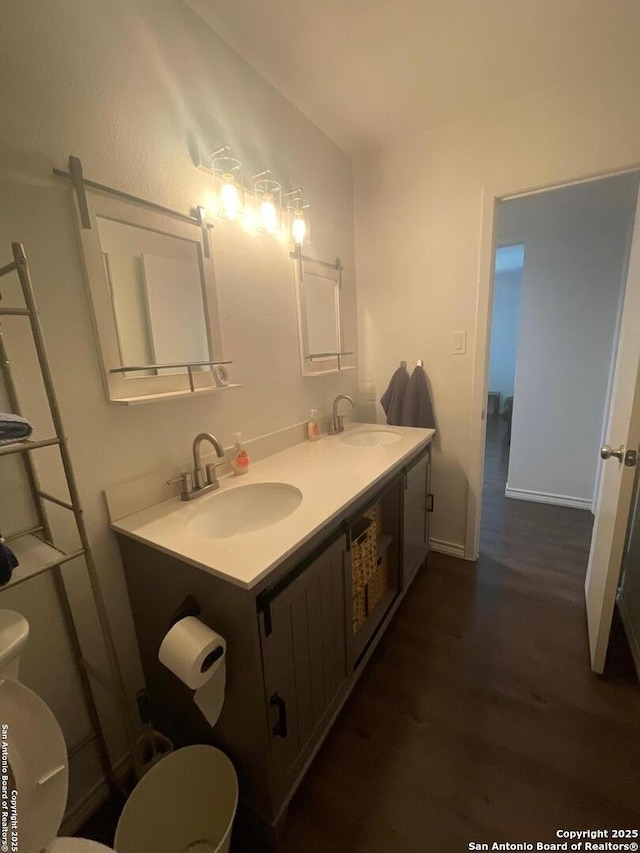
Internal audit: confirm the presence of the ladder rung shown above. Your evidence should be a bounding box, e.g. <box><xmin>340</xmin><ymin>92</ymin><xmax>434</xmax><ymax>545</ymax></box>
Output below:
<box><xmin>0</xmin><ymin>307</ymin><xmax>30</xmax><ymax>316</ymax></box>
<box><xmin>68</xmin><ymin>731</ymin><xmax>98</xmax><ymax>759</ymax></box>
<box><xmin>0</xmin><ymin>437</ymin><xmax>60</xmax><ymax>457</ymax></box>
<box><xmin>37</xmin><ymin>491</ymin><xmax>74</xmax><ymax>511</ymax></box>
<box><xmin>5</xmin><ymin>524</ymin><xmax>44</xmax><ymax>540</ymax></box>
<box><xmin>0</xmin><ymin>261</ymin><xmax>17</xmax><ymax>277</ymax></box>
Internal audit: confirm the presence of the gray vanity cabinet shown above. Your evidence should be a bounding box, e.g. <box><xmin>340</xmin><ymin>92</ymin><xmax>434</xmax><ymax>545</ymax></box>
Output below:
<box><xmin>259</xmin><ymin>534</ymin><xmax>349</xmax><ymax>805</ymax></box>
<box><xmin>402</xmin><ymin>447</ymin><xmax>432</xmax><ymax>589</ymax></box>
<box><xmin>117</xmin><ymin>438</ymin><xmax>433</xmax><ymax>844</ymax></box>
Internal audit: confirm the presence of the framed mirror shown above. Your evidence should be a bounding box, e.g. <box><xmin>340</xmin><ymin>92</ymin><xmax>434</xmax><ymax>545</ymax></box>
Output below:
<box><xmin>293</xmin><ymin>251</ymin><xmax>354</xmax><ymax>376</ymax></box>
<box><xmin>73</xmin><ymin>187</ymin><xmax>228</xmax><ymax>403</ymax></box>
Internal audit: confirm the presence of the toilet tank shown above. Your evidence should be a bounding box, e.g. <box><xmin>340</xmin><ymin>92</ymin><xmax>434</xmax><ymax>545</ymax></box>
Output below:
<box><xmin>0</xmin><ymin>610</ymin><xmax>29</xmax><ymax>679</ymax></box>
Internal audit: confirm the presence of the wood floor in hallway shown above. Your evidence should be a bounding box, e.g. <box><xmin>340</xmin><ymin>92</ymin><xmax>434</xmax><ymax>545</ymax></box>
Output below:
<box><xmin>275</xmin><ymin>419</ymin><xmax>640</xmax><ymax>852</ymax></box>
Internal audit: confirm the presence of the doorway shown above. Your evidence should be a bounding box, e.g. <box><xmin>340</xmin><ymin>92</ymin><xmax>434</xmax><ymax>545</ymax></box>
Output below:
<box><xmin>472</xmin><ymin>169</ymin><xmax>640</xmax><ymax>671</ymax></box>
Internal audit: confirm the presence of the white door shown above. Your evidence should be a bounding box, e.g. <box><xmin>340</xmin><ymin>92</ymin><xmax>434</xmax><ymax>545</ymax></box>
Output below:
<box><xmin>617</xmin><ymin>461</ymin><xmax>640</xmax><ymax>672</ymax></box>
<box><xmin>585</xmin><ymin>185</ymin><xmax>640</xmax><ymax>673</ymax></box>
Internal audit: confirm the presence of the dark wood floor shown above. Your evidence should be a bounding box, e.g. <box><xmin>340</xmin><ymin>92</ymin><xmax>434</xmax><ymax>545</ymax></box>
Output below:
<box><xmin>81</xmin><ymin>419</ymin><xmax>640</xmax><ymax>848</ymax></box>
<box><xmin>275</xmin><ymin>418</ymin><xmax>640</xmax><ymax>852</ymax></box>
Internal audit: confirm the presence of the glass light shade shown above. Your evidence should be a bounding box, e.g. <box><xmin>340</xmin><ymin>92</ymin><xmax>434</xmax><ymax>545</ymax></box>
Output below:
<box><xmin>220</xmin><ymin>174</ymin><xmax>241</xmax><ymax>221</ymax></box>
<box><xmin>260</xmin><ymin>194</ymin><xmax>278</xmax><ymax>234</ymax></box>
<box><xmin>292</xmin><ymin>210</ymin><xmax>307</xmax><ymax>246</ymax></box>
<box><xmin>254</xmin><ymin>174</ymin><xmax>282</xmax><ymax>235</ymax></box>
<box><xmin>211</xmin><ymin>147</ymin><xmax>244</xmax><ymax>222</ymax></box>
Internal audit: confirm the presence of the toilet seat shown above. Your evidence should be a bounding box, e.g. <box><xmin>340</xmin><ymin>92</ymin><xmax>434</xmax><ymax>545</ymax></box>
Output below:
<box><xmin>0</xmin><ymin>676</ymin><xmax>71</xmax><ymax>853</ymax></box>
<box><xmin>0</xmin><ymin>675</ymin><xmax>115</xmax><ymax>853</ymax></box>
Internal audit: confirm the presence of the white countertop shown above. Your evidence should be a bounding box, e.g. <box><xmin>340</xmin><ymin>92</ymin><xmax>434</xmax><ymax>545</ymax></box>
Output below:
<box><xmin>111</xmin><ymin>423</ymin><xmax>434</xmax><ymax>590</ymax></box>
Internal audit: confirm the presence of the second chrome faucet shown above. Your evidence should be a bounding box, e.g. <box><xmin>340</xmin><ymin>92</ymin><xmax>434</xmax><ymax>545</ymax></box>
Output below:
<box><xmin>329</xmin><ymin>394</ymin><xmax>354</xmax><ymax>435</ymax></box>
<box><xmin>168</xmin><ymin>432</ymin><xmax>225</xmax><ymax>501</ymax></box>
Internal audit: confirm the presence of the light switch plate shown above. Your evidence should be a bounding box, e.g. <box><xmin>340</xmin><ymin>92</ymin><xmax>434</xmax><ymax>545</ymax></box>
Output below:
<box><xmin>451</xmin><ymin>330</ymin><xmax>467</xmax><ymax>355</ymax></box>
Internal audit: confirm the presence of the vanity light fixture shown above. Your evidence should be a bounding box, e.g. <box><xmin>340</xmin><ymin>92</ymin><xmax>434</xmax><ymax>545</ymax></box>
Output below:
<box><xmin>252</xmin><ymin>170</ymin><xmax>282</xmax><ymax>235</ymax></box>
<box><xmin>284</xmin><ymin>188</ymin><xmax>310</xmax><ymax>247</ymax></box>
<box><xmin>211</xmin><ymin>145</ymin><xmax>244</xmax><ymax>221</ymax></box>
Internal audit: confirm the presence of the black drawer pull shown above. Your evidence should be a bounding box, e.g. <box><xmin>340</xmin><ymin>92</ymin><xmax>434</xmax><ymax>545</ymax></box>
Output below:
<box><xmin>427</xmin><ymin>493</ymin><xmax>434</xmax><ymax>513</ymax></box>
<box><xmin>270</xmin><ymin>692</ymin><xmax>288</xmax><ymax>738</ymax></box>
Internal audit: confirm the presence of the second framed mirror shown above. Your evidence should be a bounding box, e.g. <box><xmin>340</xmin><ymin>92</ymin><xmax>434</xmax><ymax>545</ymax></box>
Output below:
<box><xmin>293</xmin><ymin>249</ymin><xmax>354</xmax><ymax>376</ymax></box>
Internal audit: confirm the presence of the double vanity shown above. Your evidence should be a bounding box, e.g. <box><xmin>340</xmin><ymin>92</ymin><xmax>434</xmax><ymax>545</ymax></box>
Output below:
<box><xmin>112</xmin><ymin>421</ymin><xmax>434</xmax><ymax>840</ymax></box>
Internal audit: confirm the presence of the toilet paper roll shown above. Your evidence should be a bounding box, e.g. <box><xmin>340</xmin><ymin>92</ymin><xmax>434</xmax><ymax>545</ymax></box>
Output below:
<box><xmin>158</xmin><ymin>616</ymin><xmax>226</xmax><ymax>691</ymax></box>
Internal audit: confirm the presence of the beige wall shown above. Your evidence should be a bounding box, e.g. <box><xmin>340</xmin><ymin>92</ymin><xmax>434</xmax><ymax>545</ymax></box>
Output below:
<box><xmin>354</xmin><ymin>76</ymin><xmax>640</xmax><ymax>555</ymax></box>
<box><xmin>0</xmin><ymin>0</ymin><xmax>356</xmax><ymax>822</ymax></box>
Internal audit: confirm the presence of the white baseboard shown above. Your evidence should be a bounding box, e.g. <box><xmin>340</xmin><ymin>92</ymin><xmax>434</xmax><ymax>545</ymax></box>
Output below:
<box><xmin>59</xmin><ymin>752</ymin><xmax>132</xmax><ymax>836</ymax></box>
<box><xmin>429</xmin><ymin>538</ymin><xmax>466</xmax><ymax>558</ymax></box>
<box><xmin>504</xmin><ymin>485</ymin><xmax>592</xmax><ymax>510</ymax></box>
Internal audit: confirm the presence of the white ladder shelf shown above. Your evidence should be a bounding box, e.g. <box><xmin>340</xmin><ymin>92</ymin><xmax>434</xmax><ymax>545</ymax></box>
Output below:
<box><xmin>0</xmin><ymin>241</ymin><xmax>140</xmax><ymax>790</ymax></box>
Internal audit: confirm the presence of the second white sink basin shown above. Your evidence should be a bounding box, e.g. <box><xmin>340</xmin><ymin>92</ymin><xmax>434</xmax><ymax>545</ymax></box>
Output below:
<box><xmin>186</xmin><ymin>482</ymin><xmax>303</xmax><ymax>539</ymax></box>
<box><xmin>341</xmin><ymin>429</ymin><xmax>402</xmax><ymax>447</ymax></box>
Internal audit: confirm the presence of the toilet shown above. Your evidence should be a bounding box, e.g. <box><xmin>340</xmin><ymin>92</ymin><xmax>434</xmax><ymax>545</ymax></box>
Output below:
<box><xmin>0</xmin><ymin>610</ymin><xmax>238</xmax><ymax>853</ymax></box>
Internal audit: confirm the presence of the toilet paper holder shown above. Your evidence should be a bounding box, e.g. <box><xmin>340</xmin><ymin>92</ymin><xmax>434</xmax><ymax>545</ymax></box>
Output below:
<box><xmin>167</xmin><ymin>594</ymin><xmax>201</xmax><ymax>631</ymax></box>
<box><xmin>166</xmin><ymin>595</ymin><xmax>223</xmax><ymax>675</ymax></box>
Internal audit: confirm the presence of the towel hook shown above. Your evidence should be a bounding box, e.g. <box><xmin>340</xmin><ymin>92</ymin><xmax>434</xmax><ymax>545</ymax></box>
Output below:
<box><xmin>400</xmin><ymin>360</ymin><xmax>407</xmax><ymax>370</ymax></box>
<box><xmin>417</xmin><ymin>358</ymin><xmax>424</xmax><ymax>368</ymax></box>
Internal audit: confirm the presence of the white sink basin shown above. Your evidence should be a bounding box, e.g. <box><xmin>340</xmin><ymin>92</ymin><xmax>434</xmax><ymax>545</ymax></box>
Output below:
<box><xmin>341</xmin><ymin>429</ymin><xmax>402</xmax><ymax>447</ymax></box>
<box><xmin>186</xmin><ymin>482</ymin><xmax>303</xmax><ymax>539</ymax></box>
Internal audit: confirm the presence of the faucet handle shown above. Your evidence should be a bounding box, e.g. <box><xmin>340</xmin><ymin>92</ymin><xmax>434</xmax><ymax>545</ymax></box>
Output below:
<box><xmin>167</xmin><ymin>472</ymin><xmax>193</xmax><ymax>500</ymax></box>
<box><xmin>205</xmin><ymin>461</ymin><xmax>222</xmax><ymax>488</ymax></box>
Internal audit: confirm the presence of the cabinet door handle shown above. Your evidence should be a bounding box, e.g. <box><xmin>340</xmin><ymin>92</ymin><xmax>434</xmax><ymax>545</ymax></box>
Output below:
<box><xmin>427</xmin><ymin>493</ymin><xmax>434</xmax><ymax>513</ymax></box>
<box><xmin>270</xmin><ymin>692</ymin><xmax>288</xmax><ymax>738</ymax></box>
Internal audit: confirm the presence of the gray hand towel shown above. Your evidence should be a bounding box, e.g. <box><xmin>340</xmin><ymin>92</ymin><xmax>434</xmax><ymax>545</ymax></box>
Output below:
<box><xmin>380</xmin><ymin>366</ymin><xmax>409</xmax><ymax>426</ymax></box>
<box><xmin>0</xmin><ymin>538</ymin><xmax>18</xmax><ymax>586</ymax></box>
<box><xmin>0</xmin><ymin>413</ymin><xmax>33</xmax><ymax>445</ymax></box>
<box><xmin>400</xmin><ymin>366</ymin><xmax>435</xmax><ymax>429</ymax></box>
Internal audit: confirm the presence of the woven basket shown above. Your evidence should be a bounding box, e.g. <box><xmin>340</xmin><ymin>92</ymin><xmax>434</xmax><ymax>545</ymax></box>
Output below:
<box><xmin>368</xmin><ymin>552</ymin><xmax>390</xmax><ymax>613</ymax></box>
<box><xmin>351</xmin><ymin>501</ymin><xmax>384</xmax><ymax>634</ymax></box>
<box><xmin>352</xmin><ymin>590</ymin><xmax>366</xmax><ymax>634</ymax></box>
<box><xmin>351</xmin><ymin>516</ymin><xmax>377</xmax><ymax>596</ymax></box>
<box><xmin>364</xmin><ymin>502</ymin><xmax>382</xmax><ymax>540</ymax></box>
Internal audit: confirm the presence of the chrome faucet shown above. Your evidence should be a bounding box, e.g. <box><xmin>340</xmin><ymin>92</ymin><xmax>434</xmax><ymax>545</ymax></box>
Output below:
<box><xmin>330</xmin><ymin>394</ymin><xmax>354</xmax><ymax>435</ymax></box>
<box><xmin>168</xmin><ymin>432</ymin><xmax>225</xmax><ymax>500</ymax></box>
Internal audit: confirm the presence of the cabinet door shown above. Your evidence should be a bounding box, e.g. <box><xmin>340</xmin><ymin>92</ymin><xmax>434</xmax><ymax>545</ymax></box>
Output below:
<box><xmin>260</xmin><ymin>534</ymin><xmax>348</xmax><ymax>804</ymax></box>
<box><xmin>403</xmin><ymin>449</ymin><xmax>430</xmax><ymax>589</ymax></box>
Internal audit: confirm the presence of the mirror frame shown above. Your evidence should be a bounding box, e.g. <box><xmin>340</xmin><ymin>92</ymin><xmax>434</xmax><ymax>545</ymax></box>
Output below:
<box><xmin>293</xmin><ymin>253</ymin><xmax>352</xmax><ymax>377</ymax></box>
<box><xmin>73</xmin><ymin>188</ymin><xmax>226</xmax><ymax>403</ymax></box>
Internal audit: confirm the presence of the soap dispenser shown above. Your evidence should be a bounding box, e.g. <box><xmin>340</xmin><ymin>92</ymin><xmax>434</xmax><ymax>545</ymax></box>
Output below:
<box><xmin>307</xmin><ymin>409</ymin><xmax>320</xmax><ymax>442</ymax></box>
<box><xmin>231</xmin><ymin>432</ymin><xmax>250</xmax><ymax>475</ymax></box>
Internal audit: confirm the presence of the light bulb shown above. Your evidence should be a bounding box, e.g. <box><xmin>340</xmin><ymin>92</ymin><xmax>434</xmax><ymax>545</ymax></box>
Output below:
<box><xmin>220</xmin><ymin>174</ymin><xmax>240</xmax><ymax>220</ymax></box>
<box><xmin>292</xmin><ymin>210</ymin><xmax>307</xmax><ymax>245</ymax></box>
<box><xmin>260</xmin><ymin>195</ymin><xmax>278</xmax><ymax>234</ymax></box>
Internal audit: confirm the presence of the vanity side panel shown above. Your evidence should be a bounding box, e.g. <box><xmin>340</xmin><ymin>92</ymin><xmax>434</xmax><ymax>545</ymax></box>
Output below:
<box><xmin>117</xmin><ymin>535</ymin><xmax>273</xmax><ymax>821</ymax></box>
<box><xmin>402</xmin><ymin>447</ymin><xmax>431</xmax><ymax>590</ymax></box>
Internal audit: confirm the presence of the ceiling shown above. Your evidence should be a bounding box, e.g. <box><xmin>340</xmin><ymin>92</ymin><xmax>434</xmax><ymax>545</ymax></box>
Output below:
<box><xmin>184</xmin><ymin>0</ymin><xmax>640</xmax><ymax>154</ymax></box>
